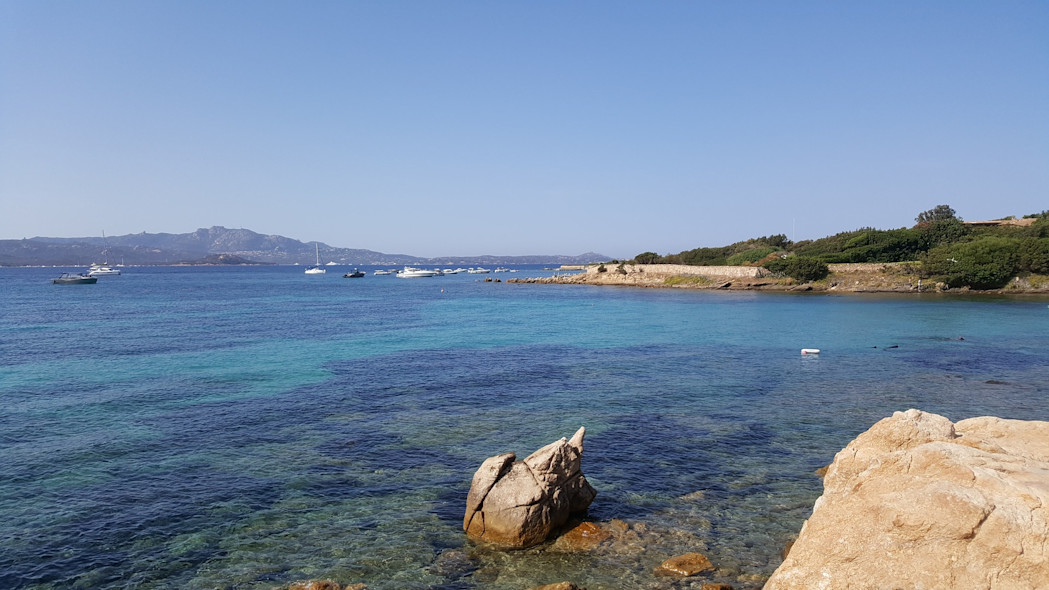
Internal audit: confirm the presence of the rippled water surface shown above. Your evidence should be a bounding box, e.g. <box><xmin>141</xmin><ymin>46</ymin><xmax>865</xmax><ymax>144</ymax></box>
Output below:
<box><xmin>3</xmin><ymin>266</ymin><xmax>1048</xmax><ymax>589</ymax></box>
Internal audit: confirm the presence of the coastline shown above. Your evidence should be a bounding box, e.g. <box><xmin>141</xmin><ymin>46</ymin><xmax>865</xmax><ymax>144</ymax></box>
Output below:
<box><xmin>512</xmin><ymin>263</ymin><xmax>1049</xmax><ymax>295</ymax></box>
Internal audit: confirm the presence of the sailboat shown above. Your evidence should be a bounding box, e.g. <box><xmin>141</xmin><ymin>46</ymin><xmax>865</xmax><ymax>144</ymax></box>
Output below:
<box><xmin>304</xmin><ymin>244</ymin><xmax>326</xmax><ymax>274</ymax></box>
<box><xmin>87</xmin><ymin>231</ymin><xmax>121</xmax><ymax>276</ymax></box>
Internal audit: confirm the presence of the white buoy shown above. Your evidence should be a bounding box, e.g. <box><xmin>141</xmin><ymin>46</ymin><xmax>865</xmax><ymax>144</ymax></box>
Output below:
<box><xmin>801</xmin><ymin>348</ymin><xmax>820</xmax><ymax>355</ymax></box>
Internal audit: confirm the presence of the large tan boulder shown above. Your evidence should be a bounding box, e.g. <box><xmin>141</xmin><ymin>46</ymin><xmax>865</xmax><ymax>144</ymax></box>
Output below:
<box><xmin>464</xmin><ymin>427</ymin><xmax>597</xmax><ymax>548</ymax></box>
<box><xmin>765</xmin><ymin>409</ymin><xmax>1049</xmax><ymax>589</ymax></box>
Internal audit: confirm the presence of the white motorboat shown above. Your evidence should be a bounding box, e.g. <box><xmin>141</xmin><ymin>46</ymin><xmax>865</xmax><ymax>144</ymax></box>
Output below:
<box><xmin>397</xmin><ymin>266</ymin><xmax>438</xmax><ymax>278</ymax></box>
<box><xmin>305</xmin><ymin>244</ymin><xmax>326</xmax><ymax>274</ymax></box>
<box><xmin>87</xmin><ymin>264</ymin><xmax>121</xmax><ymax>277</ymax></box>
<box><xmin>374</xmin><ymin>269</ymin><xmax>394</xmax><ymax>275</ymax></box>
<box><xmin>467</xmin><ymin>267</ymin><xmax>490</xmax><ymax>274</ymax></box>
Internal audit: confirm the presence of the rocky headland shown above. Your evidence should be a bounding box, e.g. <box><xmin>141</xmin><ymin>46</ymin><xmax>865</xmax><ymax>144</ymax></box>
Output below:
<box><xmin>511</xmin><ymin>263</ymin><xmax>1049</xmax><ymax>294</ymax></box>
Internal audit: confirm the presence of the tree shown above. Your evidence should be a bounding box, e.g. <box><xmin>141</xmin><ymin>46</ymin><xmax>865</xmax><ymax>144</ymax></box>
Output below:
<box><xmin>915</xmin><ymin>205</ymin><xmax>969</xmax><ymax>249</ymax></box>
<box><xmin>916</xmin><ymin>205</ymin><xmax>961</xmax><ymax>225</ymax></box>
<box><xmin>634</xmin><ymin>251</ymin><xmax>661</xmax><ymax>264</ymax></box>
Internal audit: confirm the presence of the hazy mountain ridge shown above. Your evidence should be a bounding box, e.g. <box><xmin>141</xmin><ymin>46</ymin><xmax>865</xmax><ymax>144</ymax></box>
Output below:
<box><xmin>0</xmin><ymin>227</ymin><xmax>608</xmax><ymax>266</ymax></box>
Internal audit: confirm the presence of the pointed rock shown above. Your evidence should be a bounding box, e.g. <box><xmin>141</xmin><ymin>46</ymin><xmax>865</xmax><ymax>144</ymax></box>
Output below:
<box><xmin>464</xmin><ymin>429</ymin><xmax>596</xmax><ymax>548</ymax></box>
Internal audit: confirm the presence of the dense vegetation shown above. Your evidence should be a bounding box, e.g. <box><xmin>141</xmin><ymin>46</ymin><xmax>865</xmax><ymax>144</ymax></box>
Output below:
<box><xmin>633</xmin><ymin>206</ymin><xmax>1049</xmax><ymax>289</ymax></box>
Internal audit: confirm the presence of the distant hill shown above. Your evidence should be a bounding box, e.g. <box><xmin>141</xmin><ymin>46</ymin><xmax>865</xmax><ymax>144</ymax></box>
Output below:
<box><xmin>0</xmin><ymin>227</ymin><xmax>609</xmax><ymax>267</ymax></box>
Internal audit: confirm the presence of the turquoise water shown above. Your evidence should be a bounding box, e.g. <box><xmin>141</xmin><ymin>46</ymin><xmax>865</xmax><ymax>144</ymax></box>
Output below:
<box><xmin>3</xmin><ymin>266</ymin><xmax>1048</xmax><ymax>589</ymax></box>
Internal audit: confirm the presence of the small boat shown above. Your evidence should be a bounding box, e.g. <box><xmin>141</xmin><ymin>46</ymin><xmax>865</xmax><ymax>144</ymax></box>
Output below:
<box><xmin>397</xmin><ymin>266</ymin><xmax>438</xmax><ymax>278</ymax></box>
<box><xmin>305</xmin><ymin>244</ymin><xmax>326</xmax><ymax>274</ymax></box>
<box><xmin>801</xmin><ymin>348</ymin><xmax>821</xmax><ymax>355</ymax></box>
<box><xmin>374</xmin><ymin>269</ymin><xmax>394</xmax><ymax>275</ymax></box>
<box><xmin>467</xmin><ymin>267</ymin><xmax>490</xmax><ymax>274</ymax></box>
<box><xmin>88</xmin><ymin>231</ymin><xmax>121</xmax><ymax>276</ymax></box>
<box><xmin>343</xmin><ymin>268</ymin><xmax>365</xmax><ymax>278</ymax></box>
<box><xmin>52</xmin><ymin>272</ymin><xmax>98</xmax><ymax>285</ymax></box>
<box><xmin>87</xmin><ymin>264</ymin><xmax>121</xmax><ymax>277</ymax></box>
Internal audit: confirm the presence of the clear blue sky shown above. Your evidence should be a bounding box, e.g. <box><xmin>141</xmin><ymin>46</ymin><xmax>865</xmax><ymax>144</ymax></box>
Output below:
<box><xmin>2</xmin><ymin>1</ymin><xmax>1046</xmax><ymax>258</ymax></box>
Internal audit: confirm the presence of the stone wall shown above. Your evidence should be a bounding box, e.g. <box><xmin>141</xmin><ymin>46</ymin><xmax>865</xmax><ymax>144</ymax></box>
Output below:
<box><xmin>827</xmin><ymin>262</ymin><xmax>916</xmax><ymax>274</ymax></box>
<box><xmin>585</xmin><ymin>264</ymin><xmax>768</xmax><ymax>279</ymax></box>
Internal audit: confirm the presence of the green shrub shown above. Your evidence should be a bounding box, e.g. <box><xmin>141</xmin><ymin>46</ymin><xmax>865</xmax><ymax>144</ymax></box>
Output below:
<box><xmin>923</xmin><ymin>237</ymin><xmax>1019</xmax><ymax>289</ymax></box>
<box><xmin>664</xmin><ymin>275</ymin><xmax>715</xmax><ymax>287</ymax></box>
<box><xmin>664</xmin><ymin>246</ymin><xmax>729</xmax><ymax>266</ymax></box>
<box><xmin>726</xmin><ymin>247</ymin><xmax>777</xmax><ymax>266</ymax></box>
<box><xmin>635</xmin><ymin>251</ymin><xmax>661</xmax><ymax>264</ymax></box>
<box><xmin>1017</xmin><ymin>238</ymin><xmax>1049</xmax><ymax>274</ymax></box>
<box><xmin>917</xmin><ymin>218</ymin><xmax>970</xmax><ymax>249</ymax></box>
<box><xmin>763</xmin><ymin>256</ymin><xmax>829</xmax><ymax>282</ymax></box>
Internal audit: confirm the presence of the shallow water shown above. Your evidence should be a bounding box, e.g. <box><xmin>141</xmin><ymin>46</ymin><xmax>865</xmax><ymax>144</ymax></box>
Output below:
<box><xmin>2</xmin><ymin>266</ymin><xmax>1048</xmax><ymax>589</ymax></box>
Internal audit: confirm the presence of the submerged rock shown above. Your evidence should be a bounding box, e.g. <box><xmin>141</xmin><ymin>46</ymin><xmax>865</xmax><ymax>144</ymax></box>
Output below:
<box><xmin>287</xmin><ymin>581</ymin><xmax>357</xmax><ymax>590</ymax></box>
<box><xmin>654</xmin><ymin>552</ymin><xmax>715</xmax><ymax>577</ymax></box>
<box><xmin>428</xmin><ymin>548</ymin><xmax>475</xmax><ymax>579</ymax></box>
<box><xmin>766</xmin><ymin>409</ymin><xmax>1049</xmax><ymax>589</ymax></box>
<box><xmin>463</xmin><ymin>427</ymin><xmax>596</xmax><ymax>548</ymax></box>
<box><xmin>551</xmin><ymin>521</ymin><xmax>613</xmax><ymax>551</ymax></box>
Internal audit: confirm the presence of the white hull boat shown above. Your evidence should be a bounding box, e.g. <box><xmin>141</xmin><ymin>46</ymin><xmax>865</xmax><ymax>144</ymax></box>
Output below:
<box><xmin>88</xmin><ymin>231</ymin><xmax>121</xmax><ymax>276</ymax></box>
<box><xmin>397</xmin><ymin>266</ymin><xmax>438</xmax><ymax>278</ymax></box>
<box><xmin>305</xmin><ymin>244</ymin><xmax>326</xmax><ymax>274</ymax></box>
<box><xmin>87</xmin><ymin>264</ymin><xmax>121</xmax><ymax>277</ymax></box>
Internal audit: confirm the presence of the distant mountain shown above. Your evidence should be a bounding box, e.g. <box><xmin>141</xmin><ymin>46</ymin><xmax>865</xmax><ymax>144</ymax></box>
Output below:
<box><xmin>0</xmin><ymin>227</ymin><xmax>609</xmax><ymax>266</ymax></box>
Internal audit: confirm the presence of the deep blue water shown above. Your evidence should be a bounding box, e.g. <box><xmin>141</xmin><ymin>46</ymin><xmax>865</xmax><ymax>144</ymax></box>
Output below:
<box><xmin>2</xmin><ymin>265</ymin><xmax>1048</xmax><ymax>589</ymax></box>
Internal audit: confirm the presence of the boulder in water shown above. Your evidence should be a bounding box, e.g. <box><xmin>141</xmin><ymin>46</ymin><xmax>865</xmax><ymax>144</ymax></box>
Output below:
<box><xmin>463</xmin><ymin>427</ymin><xmax>596</xmax><ymax>548</ymax></box>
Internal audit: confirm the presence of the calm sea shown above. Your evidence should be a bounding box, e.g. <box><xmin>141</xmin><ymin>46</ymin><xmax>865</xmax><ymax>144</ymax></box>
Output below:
<box><xmin>2</xmin><ymin>265</ymin><xmax>1048</xmax><ymax>589</ymax></box>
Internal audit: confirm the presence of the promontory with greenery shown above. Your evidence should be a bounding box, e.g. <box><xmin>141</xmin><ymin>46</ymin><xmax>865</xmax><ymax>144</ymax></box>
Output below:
<box><xmin>527</xmin><ymin>206</ymin><xmax>1047</xmax><ymax>293</ymax></box>
<box><xmin>631</xmin><ymin>206</ymin><xmax>1049</xmax><ymax>291</ymax></box>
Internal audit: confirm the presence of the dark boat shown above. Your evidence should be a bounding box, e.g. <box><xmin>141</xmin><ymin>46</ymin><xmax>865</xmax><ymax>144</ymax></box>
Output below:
<box><xmin>343</xmin><ymin>268</ymin><xmax>365</xmax><ymax>278</ymax></box>
<box><xmin>52</xmin><ymin>272</ymin><xmax>98</xmax><ymax>285</ymax></box>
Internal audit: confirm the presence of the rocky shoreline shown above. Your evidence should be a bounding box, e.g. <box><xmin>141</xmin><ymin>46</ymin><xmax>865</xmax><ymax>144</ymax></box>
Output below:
<box><xmin>509</xmin><ymin>263</ymin><xmax>1049</xmax><ymax>295</ymax></box>
<box><xmin>287</xmin><ymin>410</ymin><xmax>1049</xmax><ymax>590</ymax></box>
